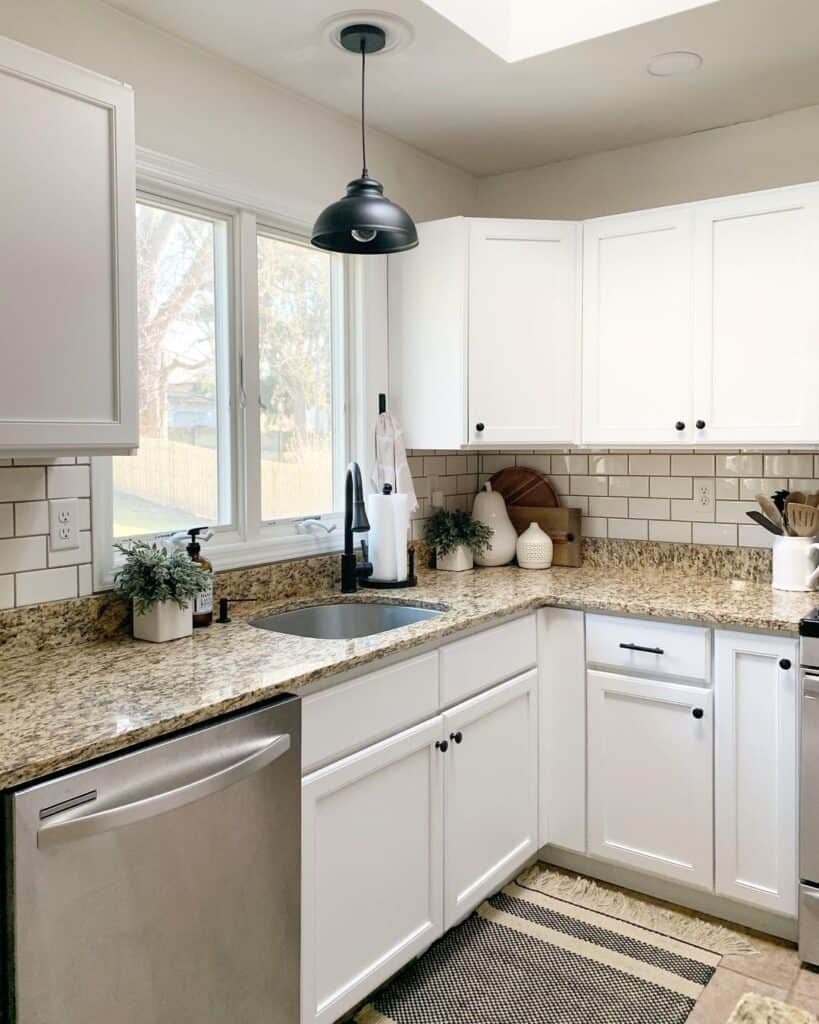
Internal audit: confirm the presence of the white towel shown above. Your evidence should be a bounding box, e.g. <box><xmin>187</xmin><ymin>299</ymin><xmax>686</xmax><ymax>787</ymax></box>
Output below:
<box><xmin>370</xmin><ymin>412</ymin><xmax>418</xmax><ymax>512</ymax></box>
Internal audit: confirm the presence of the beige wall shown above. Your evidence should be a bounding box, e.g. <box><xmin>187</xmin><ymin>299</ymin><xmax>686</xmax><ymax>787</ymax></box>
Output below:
<box><xmin>475</xmin><ymin>104</ymin><xmax>819</xmax><ymax>220</ymax></box>
<box><xmin>0</xmin><ymin>0</ymin><xmax>477</xmax><ymax>224</ymax></box>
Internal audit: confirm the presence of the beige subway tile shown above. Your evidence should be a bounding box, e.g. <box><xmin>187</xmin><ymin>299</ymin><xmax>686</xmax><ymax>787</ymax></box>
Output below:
<box><xmin>553</xmin><ymin>454</ymin><xmax>588</xmax><ymax>475</ymax></box>
<box><xmin>650</xmin><ymin>477</ymin><xmax>692</xmax><ymax>499</ymax></box>
<box><xmin>456</xmin><ymin>474</ymin><xmax>478</xmax><ymax>494</ymax></box>
<box><xmin>13</xmin><ymin>456</ymin><xmax>75</xmax><ymax>466</ymax></box>
<box><xmin>610</xmin><ymin>475</ymin><xmax>649</xmax><ymax>497</ymax></box>
<box><xmin>413</xmin><ymin>476</ymin><xmax>431</xmax><ymax>499</ymax></box>
<box><xmin>739</xmin><ymin>524</ymin><xmax>775</xmax><ymax>549</ymax></box>
<box><xmin>693</xmin><ymin>523</ymin><xmax>738</xmax><ymax>546</ymax></box>
<box><xmin>78</xmin><ymin>498</ymin><xmax>91</xmax><ymax>531</ymax></box>
<box><xmin>788</xmin><ymin>478</ymin><xmax>819</xmax><ymax>495</ymax></box>
<box><xmin>583</xmin><ymin>516</ymin><xmax>607</xmax><ymax>538</ymax></box>
<box><xmin>815</xmin><ymin>455</ymin><xmax>819</xmax><ymax>479</ymax></box>
<box><xmin>629</xmin><ymin>454</ymin><xmax>669</xmax><ymax>475</ymax></box>
<box><xmin>671</xmin><ymin>454</ymin><xmax>715</xmax><ymax>476</ymax></box>
<box><xmin>629</xmin><ymin>497</ymin><xmax>670</xmax><ymax>520</ymax></box>
<box><xmin>407</xmin><ymin>456</ymin><xmax>423</xmax><ymax>476</ymax></box>
<box><xmin>46</xmin><ymin>465</ymin><xmax>90</xmax><ymax>498</ymax></box>
<box><xmin>0</xmin><ymin>467</ymin><xmax>45</xmax><ymax>502</ymax></box>
<box><xmin>740</xmin><ymin>477</ymin><xmax>786</xmax><ymax>501</ymax></box>
<box><xmin>649</xmin><ymin>521</ymin><xmax>692</xmax><ymax>543</ymax></box>
<box><xmin>0</xmin><ymin>536</ymin><xmax>47</xmax><ymax>574</ymax></box>
<box><xmin>608</xmin><ymin>518</ymin><xmax>648</xmax><ymax>540</ymax></box>
<box><xmin>671</xmin><ymin>498</ymin><xmax>715</xmax><ymax>523</ymax></box>
<box><xmin>516</xmin><ymin>454</ymin><xmax>550</xmax><ymax>473</ymax></box>
<box><xmin>549</xmin><ymin>475</ymin><xmax>570</xmax><ymax>494</ymax></box>
<box><xmin>445</xmin><ymin>455</ymin><xmax>468</xmax><ymax>475</ymax></box>
<box><xmin>563</xmin><ymin>496</ymin><xmax>589</xmax><ymax>514</ymax></box>
<box><xmin>433</xmin><ymin>476</ymin><xmax>457</xmax><ymax>496</ymax></box>
<box><xmin>78</xmin><ymin>563</ymin><xmax>93</xmax><ymax>596</ymax></box>
<box><xmin>589</xmin><ymin>496</ymin><xmax>628</xmax><ymax>518</ymax></box>
<box><xmin>569</xmin><ymin>475</ymin><xmax>608</xmax><ymax>496</ymax></box>
<box><xmin>14</xmin><ymin>500</ymin><xmax>48</xmax><ymax>536</ymax></box>
<box><xmin>765</xmin><ymin>454</ymin><xmax>813</xmax><ymax>477</ymax></box>
<box><xmin>589</xmin><ymin>454</ymin><xmax>628</xmax><ymax>475</ymax></box>
<box><xmin>16</xmin><ymin>566</ymin><xmax>78</xmax><ymax>605</ymax></box>
<box><xmin>0</xmin><ymin>505</ymin><xmax>12</xmax><ymax>538</ymax></box>
<box><xmin>715</xmin><ymin>478</ymin><xmax>739</xmax><ymax>500</ymax></box>
<box><xmin>715</xmin><ymin>500</ymin><xmax>758</xmax><ymax>523</ymax></box>
<box><xmin>716</xmin><ymin>454</ymin><xmax>763</xmax><ymax>477</ymax></box>
<box><xmin>481</xmin><ymin>454</ymin><xmax>510</xmax><ymax>474</ymax></box>
<box><xmin>466</xmin><ymin>455</ymin><xmax>479</xmax><ymax>473</ymax></box>
<box><xmin>423</xmin><ymin>455</ymin><xmax>446</xmax><ymax>476</ymax></box>
<box><xmin>0</xmin><ymin>574</ymin><xmax>13</xmax><ymax>608</ymax></box>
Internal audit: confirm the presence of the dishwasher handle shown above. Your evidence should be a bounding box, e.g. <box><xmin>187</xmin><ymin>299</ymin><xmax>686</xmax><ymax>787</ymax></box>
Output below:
<box><xmin>37</xmin><ymin>732</ymin><xmax>291</xmax><ymax>850</ymax></box>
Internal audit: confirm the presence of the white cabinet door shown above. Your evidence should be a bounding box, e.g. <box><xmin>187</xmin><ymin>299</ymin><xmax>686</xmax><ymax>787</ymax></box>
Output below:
<box><xmin>0</xmin><ymin>36</ymin><xmax>137</xmax><ymax>454</ymax></box>
<box><xmin>443</xmin><ymin>671</ymin><xmax>538</xmax><ymax>928</ymax></box>
<box><xmin>582</xmin><ymin>207</ymin><xmax>695</xmax><ymax>446</ymax></box>
<box><xmin>538</xmin><ymin>608</ymin><xmax>586</xmax><ymax>853</ymax></box>
<box><xmin>587</xmin><ymin>670</ymin><xmax>713</xmax><ymax>889</ymax></box>
<box><xmin>301</xmin><ymin>717</ymin><xmax>444</xmax><ymax>1024</ymax></box>
<box><xmin>715</xmin><ymin>631</ymin><xmax>798</xmax><ymax>915</ymax></box>
<box><xmin>694</xmin><ymin>185</ymin><xmax>819</xmax><ymax>445</ymax></box>
<box><xmin>468</xmin><ymin>220</ymin><xmax>578</xmax><ymax>446</ymax></box>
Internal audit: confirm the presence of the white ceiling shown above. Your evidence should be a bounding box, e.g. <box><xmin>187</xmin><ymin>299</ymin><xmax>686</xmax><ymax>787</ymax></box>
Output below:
<box><xmin>102</xmin><ymin>0</ymin><xmax>819</xmax><ymax>176</ymax></box>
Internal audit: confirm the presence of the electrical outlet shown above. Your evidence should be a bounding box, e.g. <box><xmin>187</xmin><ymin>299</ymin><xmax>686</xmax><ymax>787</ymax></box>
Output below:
<box><xmin>695</xmin><ymin>479</ymin><xmax>714</xmax><ymax>510</ymax></box>
<box><xmin>49</xmin><ymin>498</ymin><xmax>79</xmax><ymax>551</ymax></box>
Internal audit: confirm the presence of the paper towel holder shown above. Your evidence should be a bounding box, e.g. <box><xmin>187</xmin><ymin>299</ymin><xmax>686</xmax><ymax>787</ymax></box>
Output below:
<box><xmin>360</xmin><ymin>481</ymin><xmax>418</xmax><ymax>589</ymax></box>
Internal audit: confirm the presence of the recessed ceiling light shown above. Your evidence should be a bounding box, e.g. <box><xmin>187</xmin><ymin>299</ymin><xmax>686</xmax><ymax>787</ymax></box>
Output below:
<box><xmin>647</xmin><ymin>50</ymin><xmax>703</xmax><ymax>77</ymax></box>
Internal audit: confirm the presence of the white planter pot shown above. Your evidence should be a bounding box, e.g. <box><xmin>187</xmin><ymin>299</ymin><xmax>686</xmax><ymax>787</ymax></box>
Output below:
<box><xmin>133</xmin><ymin>600</ymin><xmax>193</xmax><ymax>643</ymax></box>
<box><xmin>772</xmin><ymin>536</ymin><xmax>819</xmax><ymax>592</ymax></box>
<box><xmin>437</xmin><ymin>545</ymin><xmax>474</xmax><ymax>572</ymax></box>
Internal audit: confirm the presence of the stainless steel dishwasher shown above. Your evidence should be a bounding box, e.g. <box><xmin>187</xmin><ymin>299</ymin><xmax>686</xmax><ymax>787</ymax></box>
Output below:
<box><xmin>7</xmin><ymin>695</ymin><xmax>300</xmax><ymax>1024</ymax></box>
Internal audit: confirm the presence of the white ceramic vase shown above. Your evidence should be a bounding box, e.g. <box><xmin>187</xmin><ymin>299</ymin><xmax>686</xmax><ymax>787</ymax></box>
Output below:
<box><xmin>516</xmin><ymin>522</ymin><xmax>554</xmax><ymax>569</ymax></box>
<box><xmin>133</xmin><ymin>600</ymin><xmax>193</xmax><ymax>642</ymax></box>
<box><xmin>772</xmin><ymin>536</ymin><xmax>819</xmax><ymax>592</ymax></box>
<box><xmin>472</xmin><ymin>483</ymin><xmax>517</xmax><ymax>567</ymax></box>
<box><xmin>437</xmin><ymin>544</ymin><xmax>474</xmax><ymax>572</ymax></box>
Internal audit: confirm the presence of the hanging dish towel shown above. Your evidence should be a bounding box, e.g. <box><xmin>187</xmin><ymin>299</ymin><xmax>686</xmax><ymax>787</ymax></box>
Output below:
<box><xmin>370</xmin><ymin>411</ymin><xmax>418</xmax><ymax>512</ymax></box>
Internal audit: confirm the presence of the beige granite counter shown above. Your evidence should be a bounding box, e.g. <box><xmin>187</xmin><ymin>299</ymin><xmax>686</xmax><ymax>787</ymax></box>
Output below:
<box><xmin>1</xmin><ymin>562</ymin><xmax>816</xmax><ymax>791</ymax></box>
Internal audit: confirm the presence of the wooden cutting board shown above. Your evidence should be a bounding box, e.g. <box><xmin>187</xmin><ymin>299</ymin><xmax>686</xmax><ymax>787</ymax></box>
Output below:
<box><xmin>489</xmin><ymin>467</ymin><xmax>559</xmax><ymax>509</ymax></box>
<box><xmin>507</xmin><ymin>507</ymin><xmax>583</xmax><ymax>568</ymax></box>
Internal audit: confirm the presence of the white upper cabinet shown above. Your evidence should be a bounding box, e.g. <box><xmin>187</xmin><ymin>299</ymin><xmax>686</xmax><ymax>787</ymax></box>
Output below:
<box><xmin>693</xmin><ymin>185</ymin><xmax>819</xmax><ymax>445</ymax></box>
<box><xmin>388</xmin><ymin>217</ymin><xmax>579</xmax><ymax>449</ymax></box>
<box><xmin>582</xmin><ymin>207</ymin><xmax>696</xmax><ymax>446</ymax></box>
<box><xmin>0</xmin><ymin>37</ymin><xmax>137</xmax><ymax>454</ymax></box>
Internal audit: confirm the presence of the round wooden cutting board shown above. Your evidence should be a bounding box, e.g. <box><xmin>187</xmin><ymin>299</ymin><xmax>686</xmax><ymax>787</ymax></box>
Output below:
<box><xmin>489</xmin><ymin>466</ymin><xmax>560</xmax><ymax>508</ymax></box>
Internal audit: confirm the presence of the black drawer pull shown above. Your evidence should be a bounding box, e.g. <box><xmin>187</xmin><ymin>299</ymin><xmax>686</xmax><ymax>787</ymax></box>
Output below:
<box><xmin>475</xmin><ymin>422</ymin><xmax>485</xmax><ymax>432</ymax></box>
<box><xmin>780</xmin><ymin>658</ymin><xmax>792</xmax><ymax>671</ymax></box>
<box><xmin>619</xmin><ymin>642</ymin><xmax>665</xmax><ymax>655</ymax></box>
<box><xmin>435</xmin><ymin>740</ymin><xmax>449</xmax><ymax>753</ymax></box>
<box><xmin>675</xmin><ymin>421</ymin><xmax>686</xmax><ymax>431</ymax></box>
<box><xmin>449</xmin><ymin>731</ymin><xmax>463</xmax><ymax>744</ymax></box>
<box><xmin>692</xmin><ymin>707</ymin><xmax>704</xmax><ymax>720</ymax></box>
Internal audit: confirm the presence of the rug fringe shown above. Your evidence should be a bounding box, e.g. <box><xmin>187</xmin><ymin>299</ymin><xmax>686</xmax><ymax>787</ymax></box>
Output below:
<box><xmin>517</xmin><ymin>864</ymin><xmax>757</xmax><ymax>956</ymax></box>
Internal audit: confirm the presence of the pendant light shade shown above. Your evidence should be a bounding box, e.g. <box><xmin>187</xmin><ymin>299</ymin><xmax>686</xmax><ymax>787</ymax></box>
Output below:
<box><xmin>311</xmin><ymin>24</ymin><xmax>418</xmax><ymax>255</ymax></box>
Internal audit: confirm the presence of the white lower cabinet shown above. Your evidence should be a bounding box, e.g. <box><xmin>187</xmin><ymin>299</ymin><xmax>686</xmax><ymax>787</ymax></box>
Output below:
<box><xmin>301</xmin><ymin>717</ymin><xmax>444</xmax><ymax>1024</ymax></box>
<box><xmin>587</xmin><ymin>669</ymin><xmax>713</xmax><ymax>889</ymax></box>
<box><xmin>443</xmin><ymin>670</ymin><xmax>539</xmax><ymax>928</ymax></box>
<box><xmin>715</xmin><ymin>631</ymin><xmax>798</xmax><ymax>915</ymax></box>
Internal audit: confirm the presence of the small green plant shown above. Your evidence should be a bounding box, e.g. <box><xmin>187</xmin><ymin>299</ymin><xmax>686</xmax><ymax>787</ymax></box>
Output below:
<box><xmin>424</xmin><ymin>508</ymin><xmax>493</xmax><ymax>558</ymax></box>
<box><xmin>114</xmin><ymin>540</ymin><xmax>211</xmax><ymax>615</ymax></box>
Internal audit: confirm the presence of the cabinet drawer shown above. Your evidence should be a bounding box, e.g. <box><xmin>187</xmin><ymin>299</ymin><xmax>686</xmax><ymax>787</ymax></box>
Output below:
<box><xmin>439</xmin><ymin>614</ymin><xmax>536</xmax><ymax>707</ymax></box>
<box><xmin>586</xmin><ymin>614</ymin><xmax>711</xmax><ymax>683</ymax></box>
<box><xmin>302</xmin><ymin>652</ymin><xmax>439</xmax><ymax>772</ymax></box>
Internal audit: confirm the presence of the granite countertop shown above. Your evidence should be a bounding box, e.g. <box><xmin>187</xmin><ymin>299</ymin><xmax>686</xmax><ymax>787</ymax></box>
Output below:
<box><xmin>1</xmin><ymin>563</ymin><xmax>816</xmax><ymax>791</ymax></box>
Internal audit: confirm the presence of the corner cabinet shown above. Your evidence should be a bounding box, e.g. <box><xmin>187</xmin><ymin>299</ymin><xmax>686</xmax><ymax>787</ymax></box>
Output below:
<box><xmin>388</xmin><ymin>217</ymin><xmax>579</xmax><ymax>449</ymax></box>
<box><xmin>0</xmin><ymin>36</ymin><xmax>137</xmax><ymax>454</ymax></box>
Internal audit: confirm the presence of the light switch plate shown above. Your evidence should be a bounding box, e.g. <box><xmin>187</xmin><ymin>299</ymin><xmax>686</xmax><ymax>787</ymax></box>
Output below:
<box><xmin>49</xmin><ymin>498</ymin><xmax>79</xmax><ymax>551</ymax></box>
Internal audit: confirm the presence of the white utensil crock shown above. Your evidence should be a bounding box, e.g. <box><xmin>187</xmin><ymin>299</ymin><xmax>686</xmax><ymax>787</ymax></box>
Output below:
<box><xmin>437</xmin><ymin>544</ymin><xmax>474</xmax><ymax>572</ymax></box>
<box><xmin>772</xmin><ymin>536</ymin><xmax>819</xmax><ymax>592</ymax></box>
<box><xmin>472</xmin><ymin>483</ymin><xmax>517</xmax><ymax>567</ymax></box>
<box><xmin>133</xmin><ymin>600</ymin><xmax>193</xmax><ymax>642</ymax></box>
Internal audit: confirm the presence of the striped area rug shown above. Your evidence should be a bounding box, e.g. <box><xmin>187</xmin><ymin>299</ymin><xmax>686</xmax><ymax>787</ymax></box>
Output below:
<box><xmin>355</xmin><ymin>880</ymin><xmax>719</xmax><ymax>1024</ymax></box>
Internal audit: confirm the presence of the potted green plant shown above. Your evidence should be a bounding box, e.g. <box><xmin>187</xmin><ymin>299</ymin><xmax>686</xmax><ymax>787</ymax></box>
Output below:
<box><xmin>424</xmin><ymin>508</ymin><xmax>492</xmax><ymax>572</ymax></box>
<box><xmin>114</xmin><ymin>540</ymin><xmax>212</xmax><ymax>642</ymax></box>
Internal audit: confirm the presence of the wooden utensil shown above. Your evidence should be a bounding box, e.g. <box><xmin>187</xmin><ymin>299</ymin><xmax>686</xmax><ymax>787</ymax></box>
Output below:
<box><xmin>789</xmin><ymin>491</ymin><xmax>807</xmax><ymax>507</ymax></box>
<box><xmin>745</xmin><ymin>510</ymin><xmax>783</xmax><ymax>535</ymax></box>
<box><xmin>489</xmin><ymin>467</ymin><xmax>559</xmax><ymax>509</ymax></box>
<box><xmin>506</xmin><ymin>507</ymin><xmax>582</xmax><ymax>567</ymax></box>
<box><xmin>757</xmin><ymin>494</ymin><xmax>786</xmax><ymax>533</ymax></box>
<box><xmin>787</xmin><ymin>503</ymin><xmax>819</xmax><ymax>537</ymax></box>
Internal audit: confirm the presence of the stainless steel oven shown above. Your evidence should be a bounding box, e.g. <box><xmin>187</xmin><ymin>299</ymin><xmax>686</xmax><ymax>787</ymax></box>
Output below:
<box><xmin>799</xmin><ymin>615</ymin><xmax>819</xmax><ymax>963</ymax></box>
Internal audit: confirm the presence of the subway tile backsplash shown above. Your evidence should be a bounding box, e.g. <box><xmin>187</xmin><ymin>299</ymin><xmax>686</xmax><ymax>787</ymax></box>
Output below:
<box><xmin>0</xmin><ymin>457</ymin><xmax>92</xmax><ymax>608</ymax></box>
<box><xmin>407</xmin><ymin>449</ymin><xmax>819</xmax><ymax>551</ymax></box>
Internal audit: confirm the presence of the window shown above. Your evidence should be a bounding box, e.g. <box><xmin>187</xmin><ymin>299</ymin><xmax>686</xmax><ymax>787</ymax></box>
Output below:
<box><xmin>93</xmin><ymin>176</ymin><xmax>351</xmax><ymax>587</ymax></box>
<box><xmin>113</xmin><ymin>200</ymin><xmax>231</xmax><ymax>538</ymax></box>
<box><xmin>257</xmin><ymin>233</ymin><xmax>337</xmax><ymax>522</ymax></box>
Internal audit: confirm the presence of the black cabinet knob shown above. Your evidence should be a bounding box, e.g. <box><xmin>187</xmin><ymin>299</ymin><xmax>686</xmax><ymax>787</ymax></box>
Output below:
<box><xmin>449</xmin><ymin>731</ymin><xmax>463</xmax><ymax>744</ymax></box>
<box><xmin>696</xmin><ymin>420</ymin><xmax>706</xmax><ymax>430</ymax></box>
<box><xmin>435</xmin><ymin>740</ymin><xmax>449</xmax><ymax>753</ymax></box>
<box><xmin>780</xmin><ymin>658</ymin><xmax>792</xmax><ymax>671</ymax></box>
<box><xmin>675</xmin><ymin>421</ymin><xmax>686</xmax><ymax>431</ymax></box>
<box><xmin>692</xmin><ymin>707</ymin><xmax>704</xmax><ymax>720</ymax></box>
<box><xmin>475</xmin><ymin>422</ymin><xmax>485</xmax><ymax>433</ymax></box>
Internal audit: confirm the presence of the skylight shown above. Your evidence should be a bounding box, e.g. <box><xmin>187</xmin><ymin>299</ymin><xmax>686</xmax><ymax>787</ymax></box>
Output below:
<box><xmin>420</xmin><ymin>0</ymin><xmax>718</xmax><ymax>61</ymax></box>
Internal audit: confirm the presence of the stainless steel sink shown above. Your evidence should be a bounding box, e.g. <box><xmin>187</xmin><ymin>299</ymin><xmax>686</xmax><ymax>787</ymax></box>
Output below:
<box><xmin>251</xmin><ymin>602</ymin><xmax>444</xmax><ymax>640</ymax></box>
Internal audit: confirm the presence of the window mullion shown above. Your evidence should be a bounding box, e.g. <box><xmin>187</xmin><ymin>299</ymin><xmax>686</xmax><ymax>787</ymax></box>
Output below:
<box><xmin>238</xmin><ymin>209</ymin><xmax>263</xmax><ymax>545</ymax></box>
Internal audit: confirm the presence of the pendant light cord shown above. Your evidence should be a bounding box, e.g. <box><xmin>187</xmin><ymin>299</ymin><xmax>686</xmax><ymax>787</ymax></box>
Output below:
<box><xmin>360</xmin><ymin>41</ymin><xmax>368</xmax><ymax>178</ymax></box>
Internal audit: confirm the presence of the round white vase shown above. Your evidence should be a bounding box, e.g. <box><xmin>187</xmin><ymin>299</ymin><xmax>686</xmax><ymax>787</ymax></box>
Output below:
<box><xmin>472</xmin><ymin>483</ymin><xmax>517</xmax><ymax>567</ymax></box>
<box><xmin>516</xmin><ymin>522</ymin><xmax>553</xmax><ymax>569</ymax></box>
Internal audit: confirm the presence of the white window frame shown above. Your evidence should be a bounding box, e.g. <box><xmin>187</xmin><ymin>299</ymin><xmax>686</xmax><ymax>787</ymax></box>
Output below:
<box><xmin>92</xmin><ymin>150</ymin><xmax>374</xmax><ymax>590</ymax></box>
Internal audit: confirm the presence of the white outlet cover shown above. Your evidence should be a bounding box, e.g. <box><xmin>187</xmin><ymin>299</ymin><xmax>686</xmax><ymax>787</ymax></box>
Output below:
<box><xmin>49</xmin><ymin>497</ymin><xmax>79</xmax><ymax>551</ymax></box>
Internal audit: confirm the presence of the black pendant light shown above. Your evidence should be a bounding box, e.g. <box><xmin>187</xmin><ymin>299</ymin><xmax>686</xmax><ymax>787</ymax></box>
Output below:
<box><xmin>311</xmin><ymin>24</ymin><xmax>418</xmax><ymax>255</ymax></box>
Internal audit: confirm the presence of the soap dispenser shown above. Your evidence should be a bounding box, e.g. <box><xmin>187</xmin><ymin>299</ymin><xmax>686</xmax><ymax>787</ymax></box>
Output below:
<box><xmin>182</xmin><ymin>527</ymin><xmax>214</xmax><ymax>627</ymax></box>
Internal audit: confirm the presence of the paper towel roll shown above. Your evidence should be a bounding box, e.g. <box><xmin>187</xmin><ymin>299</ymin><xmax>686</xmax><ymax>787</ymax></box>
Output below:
<box><xmin>367</xmin><ymin>491</ymin><xmax>410</xmax><ymax>581</ymax></box>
